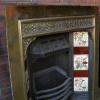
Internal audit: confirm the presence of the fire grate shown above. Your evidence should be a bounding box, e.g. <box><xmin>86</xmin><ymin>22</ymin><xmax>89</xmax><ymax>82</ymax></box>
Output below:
<box><xmin>30</xmin><ymin>34</ymin><xmax>69</xmax><ymax>58</ymax></box>
<box><xmin>32</xmin><ymin>66</ymin><xmax>73</xmax><ymax>100</ymax></box>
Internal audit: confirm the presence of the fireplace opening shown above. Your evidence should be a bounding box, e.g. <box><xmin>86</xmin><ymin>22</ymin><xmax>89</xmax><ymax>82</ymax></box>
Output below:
<box><xmin>27</xmin><ymin>33</ymin><xmax>74</xmax><ymax>100</ymax></box>
<box><xmin>25</xmin><ymin>31</ymin><xmax>92</xmax><ymax>100</ymax></box>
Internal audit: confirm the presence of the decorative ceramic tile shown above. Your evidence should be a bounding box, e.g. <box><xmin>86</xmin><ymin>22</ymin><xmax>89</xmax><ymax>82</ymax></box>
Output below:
<box><xmin>74</xmin><ymin>54</ymin><xmax>88</xmax><ymax>70</ymax></box>
<box><xmin>74</xmin><ymin>47</ymin><xmax>89</xmax><ymax>54</ymax></box>
<box><xmin>73</xmin><ymin>70</ymin><xmax>88</xmax><ymax>77</ymax></box>
<box><xmin>73</xmin><ymin>32</ymin><xmax>88</xmax><ymax>47</ymax></box>
<box><xmin>74</xmin><ymin>77</ymin><xmax>88</xmax><ymax>92</ymax></box>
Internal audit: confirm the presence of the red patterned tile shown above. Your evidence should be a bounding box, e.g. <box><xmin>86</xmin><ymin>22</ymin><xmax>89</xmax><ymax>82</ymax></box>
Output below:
<box><xmin>73</xmin><ymin>70</ymin><xmax>89</xmax><ymax>77</ymax></box>
<box><xmin>74</xmin><ymin>47</ymin><xmax>89</xmax><ymax>54</ymax></box>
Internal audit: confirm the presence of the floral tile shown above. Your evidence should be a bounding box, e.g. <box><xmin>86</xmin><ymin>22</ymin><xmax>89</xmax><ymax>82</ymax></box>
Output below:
<box><xmin>74</xmin><ymin>77</ymin><xmax>88</xmax><ymax>92</ymax></box>
<box><xmin>73</xmin><ymin>32</ymin><xmax>88</xmax><ymax>47</ymax></box>
<box><xmin>74</xmin><ymin>54</ymin><xmax>88</xmax><ymax>70</ymax></box>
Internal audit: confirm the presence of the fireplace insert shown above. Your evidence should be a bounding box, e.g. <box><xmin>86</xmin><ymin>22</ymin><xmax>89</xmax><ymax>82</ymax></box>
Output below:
<box><xmin>5</xmin><ymin>6</ymin><xmax>99</xmax><ymax>100</ymax></box>
<box><xmin>26</xmin><ymin>31</ymin><xmax>91</xmax><ymax>100</ymax></box>
<box><xmin>27</xmin><ymin>33</ymin><xmax>73</xmax><ymax>100</ymax></box>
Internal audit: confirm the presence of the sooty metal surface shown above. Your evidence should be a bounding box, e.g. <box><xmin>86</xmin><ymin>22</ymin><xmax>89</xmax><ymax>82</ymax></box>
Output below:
<box><xmin>28</xmin><ymin>33</ymin><xmax>73</xmax><ymax>100</ymax></box>
<box><xmin>30</xmin><ymin>34</ymin><xmax>69</xmax><ymax>57</ymax></box>
<box><xmin>32</xmin><ymin>66</ymin><xmax>73</xmax><ymax>100</ymax></box>
<box><xmin>72</xmin><ymin>93</ymin><xmax>89</xmax><ymax>100</ymax></box>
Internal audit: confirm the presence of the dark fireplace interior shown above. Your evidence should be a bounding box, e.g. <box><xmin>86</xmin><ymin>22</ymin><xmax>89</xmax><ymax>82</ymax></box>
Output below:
<box><xmin>26</xmin><ymin>32</ymin><xmax>90</xmax><ymax>100</ymax></box>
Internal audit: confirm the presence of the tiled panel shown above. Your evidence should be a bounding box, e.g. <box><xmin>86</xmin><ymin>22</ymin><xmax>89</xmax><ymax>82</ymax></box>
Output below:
<box><xmin>74</xmin><ymin>77</ymin><xmax>88</xmax><ymax>92</ymax></box>
<box><xmin>74</xmin><ymin>54</ymin><xmax>88</xmax><ymax>70</ymax></box>
<box><xmin>73</xmin><ymin>32</ymin><xmax>88</xmax><ymax>47</ymax></box>
<box><xmin>73</xmin><ymin>31</ymin><xmax>89</xmax><ymax>93</ymax></box>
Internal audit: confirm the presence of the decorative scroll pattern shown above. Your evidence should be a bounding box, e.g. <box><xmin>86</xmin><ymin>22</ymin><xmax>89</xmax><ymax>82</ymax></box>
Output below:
<box><xmin>74</xmin><ymin>54</ymin><xmax>88</xmax><ymax>70</ymax></box>
<box><xmin>73</xmin><ymin>32</ymin><xmax>88</xmax><ymax>47</ymax></box>
<box><xmin>20</xmin><ymin>17</ymin><xmax>94</xmax><ymax>37</ymax></box>
<box><xmin>74</xmin><ymin>77</ymin><xmax>88</xmax><ymax>92</ymax></box>
<box><xmin>23</xmin><ymin>37</ymin><xmax>36</xmax><ymax>57</ymax></box>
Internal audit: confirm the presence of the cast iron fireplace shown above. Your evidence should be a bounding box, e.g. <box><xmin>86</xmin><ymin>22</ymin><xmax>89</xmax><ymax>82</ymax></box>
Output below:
<box><xmin>5</xmin><ymin>6</ymin><xmax>99</xmax><ymax>100</ymax></box>
<box><xmin>22</xmin><ymin>15</ymin><xmax>96</xmax><ymax>100</ymax></box>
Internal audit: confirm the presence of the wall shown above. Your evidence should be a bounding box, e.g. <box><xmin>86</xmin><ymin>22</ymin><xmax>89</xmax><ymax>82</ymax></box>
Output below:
<box><xmin>0</xmin><ymin>5</ymin><xmax>12</xmax><ymax>100</ymax></box>
<box><xmin>0</xmin><ymin>0</ymin><xmax>99</xmax><ymax>5</ymax></box>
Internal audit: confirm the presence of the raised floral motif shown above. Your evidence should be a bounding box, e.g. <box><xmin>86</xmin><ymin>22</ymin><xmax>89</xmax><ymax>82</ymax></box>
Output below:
<box><xmin>73</xmin><ymin>32</ymin><xmax>88</xmax><ymax>47</ymax></box>
<box><xmin>74</xmin><ymin>77</ymin><xmax>88</xmax><ymax>92</ymax></box>
<box><xmin>74</xmin><ymin>54</ymin><xmax>88</xmax><ymax>70</ymax></box>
